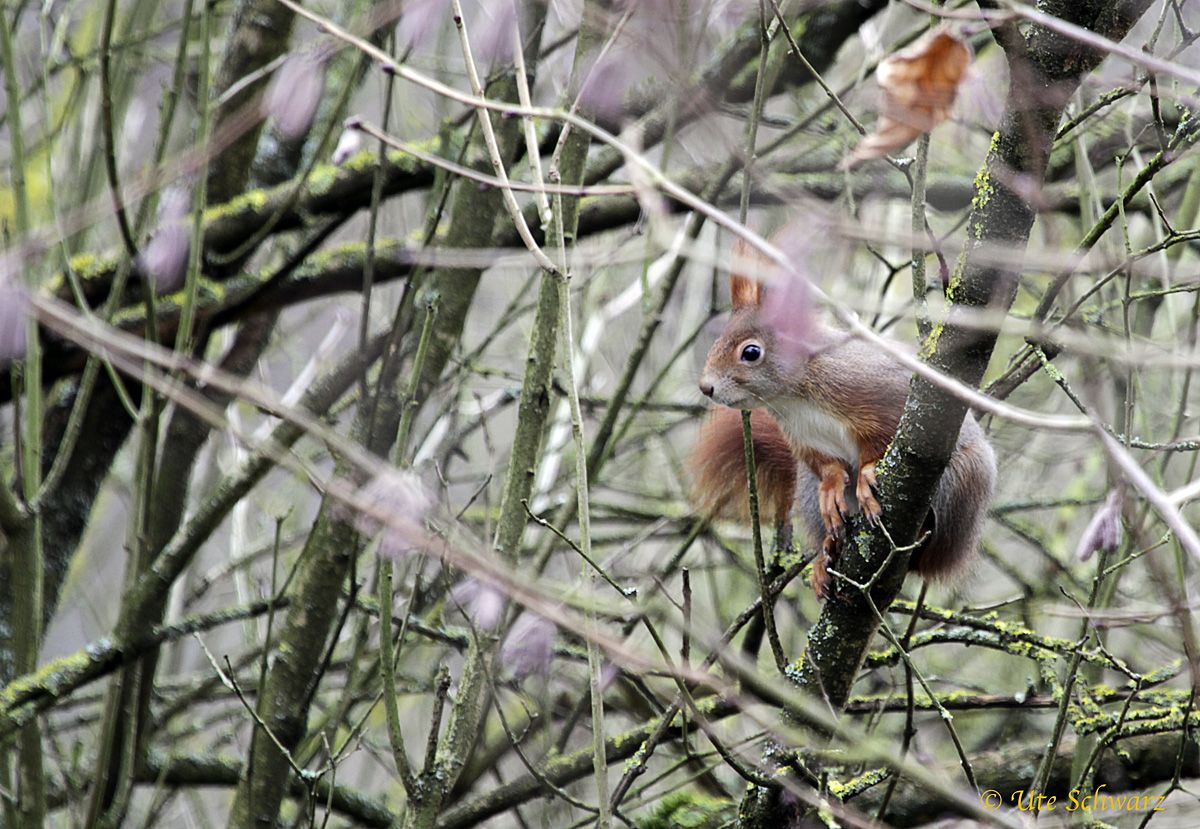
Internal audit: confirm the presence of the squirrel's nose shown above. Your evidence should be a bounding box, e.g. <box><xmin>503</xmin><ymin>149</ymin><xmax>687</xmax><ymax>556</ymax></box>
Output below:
<box><xmin>699</xmin><ymin>380</ymin><xmax>714</xmax><ymax>398</ymax></box>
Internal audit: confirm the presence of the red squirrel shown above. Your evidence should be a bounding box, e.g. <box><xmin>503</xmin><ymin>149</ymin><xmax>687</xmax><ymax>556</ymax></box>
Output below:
<box><xmin>691</xmin><ymin>244</ymin><xmax>996</xmax><ymax>597</ymax></box>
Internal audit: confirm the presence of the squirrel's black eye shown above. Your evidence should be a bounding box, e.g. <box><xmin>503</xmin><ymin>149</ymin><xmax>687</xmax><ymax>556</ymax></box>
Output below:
<box><xmin>739</xmin><ymin>343</ymin><xmax>763</xmax><ymax>363</ymax></box>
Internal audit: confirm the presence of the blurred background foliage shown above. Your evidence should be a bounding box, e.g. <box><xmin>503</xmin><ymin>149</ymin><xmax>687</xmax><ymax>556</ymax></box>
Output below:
<box><xmin>2</xmin><ymin>0</ymin><xmax>1200</xmax><ymax>827</ymax></box>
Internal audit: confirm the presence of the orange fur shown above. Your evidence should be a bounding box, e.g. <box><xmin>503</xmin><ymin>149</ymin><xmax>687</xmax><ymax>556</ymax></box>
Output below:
<box><xmin>690</xmin><ymin>408</ymin><xmax>797</xmax><ymax>526</ymax></box>
<box><xmin>729</xmin><ymin>240</ymin><xmax>764</xmax><ymax>309</ymax></box>
<box><xmin>695</xmin><ymin>241</ymin><xmax>997</xmax><ymax>597</ymax></box>
<box><xmin>729</xmin><ymin>272</ymin><xmax>762</xmax><ymax>310</ymax></box>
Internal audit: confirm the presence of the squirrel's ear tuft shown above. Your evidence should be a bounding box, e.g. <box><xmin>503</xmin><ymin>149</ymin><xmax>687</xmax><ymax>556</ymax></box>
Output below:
<box><xmin>729</xmin><ymin>239</ymin><xmax>765</xmax><ymax>309</ymax></box>
<box><xmin>730</xmin><ymin>272</ymin><xmax>762</xmax><ymax>309</ymax></box>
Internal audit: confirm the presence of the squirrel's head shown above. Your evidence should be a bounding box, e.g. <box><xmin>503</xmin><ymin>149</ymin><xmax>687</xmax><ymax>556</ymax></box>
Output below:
<box><xmin>698</xmin><ymin>239</ymin><xmax>821</xmax><ymax>408</ymax></box>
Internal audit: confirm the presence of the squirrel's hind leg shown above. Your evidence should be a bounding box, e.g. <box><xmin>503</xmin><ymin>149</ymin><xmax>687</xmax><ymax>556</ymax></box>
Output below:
<box><xmin>810</xmin><ymin>535</ymin><xmax>840</xmax><ymax>599</ymax></box>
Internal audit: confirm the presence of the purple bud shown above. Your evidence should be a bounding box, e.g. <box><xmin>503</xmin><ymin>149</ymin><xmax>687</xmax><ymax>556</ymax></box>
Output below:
<box><xmin>397</xmin><ymin>0</ymin><xmax>452</xmax><ymax>53</ymax></box>
<box><xmin>577</xmin><ymin>52</ymin><xmax>635</xmax><ymax>124</ymax></box>
<box><xmin>472</xmin><ymin>0</ymin><xmax>517</xmax><ymax>67</ymax></box>
<box><xmin>1007</xmin><ymin>173</ymin><xmax>1050</xmax><ymax>211</ymax></box>
<box><xmin>761</xmin><ymin>271</ymin><xmax>818</xmax><ymax>364</ymax></box>
<box><xmin>352</xmin><ymin>471</ymin><xmax>432</xmax><ymax>560</ymax></box>
<box><xmin>500</xmin><ymin>613</ymin><xmax>557</xmax><ymax>679</ymax></box>
<box><xmin>614</xmin><ymin>0</ymin><xmax>685</xmax><ymax>74</ymax></box>
<box><xmin>265</xmin><ymin>53</ymin><xmax>326</xmax><ymax>140</ymax></box>
<box><xmin>599</xmin><ymin>660</ymin><xmax>620</xmax><ymax>692</ymax></box>
<box><xmin>332</xmin><ymin>127</ymin><xmax>363</xmax><ymax>165</ymax></box>
<box><xmin>138</xmin><ymin>188</ymin><xmax>191</xmax><ymax>294</ymax></box>
<box><xmin>758</xmin><ymin>232</ymin><xmax>822</xmax><ymax>365</ymax></box>
<box><xmin>715</xmin><ymin>0</ymin><xmax>757</xmax><ymax>29</ymax></box>
<box><xmin>450</xmin><ymin>578</ymin><xmax>507</xmax><ymax>630</ymax></box>
<box><xmin>0</xmin><ymin>274</ymin><xmax>30</xmax><ymax>363</ymax></box>
<box><xmin>956</xmin><ymin>66</ymin><xmax>1004</xmax><ymax>130</ymax></box>
<box><xmin>1076</xmin><ymin>489</ymin><xmax>1123</xmax><ymax>562</ymax></box>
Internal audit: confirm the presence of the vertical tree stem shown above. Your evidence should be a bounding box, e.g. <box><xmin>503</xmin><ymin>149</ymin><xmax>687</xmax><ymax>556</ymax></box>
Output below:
<box><xmin>174</xmin><ymin>0</ymin><xmax>213</xmax><ymax>354</ymax></box>
<box><xmin>910</xmin><ymin>133</ymin><xmax>932</xmax><ymax>341</ymax></box>
<box><xmin>1</xmin><ymin>6</ymin><xmax>45</xmax><ymax>825</ymax></box>
<box><xmin>379</xmin><ymin>299</ymin><xmax>438</xmax><ymax>794</ymax></box>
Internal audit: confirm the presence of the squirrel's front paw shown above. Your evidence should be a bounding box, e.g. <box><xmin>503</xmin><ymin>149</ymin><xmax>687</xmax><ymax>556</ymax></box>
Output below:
<box><xmin>817</xmin><ymin>465</ymin><xmax>851</xmax><ymax>536</ymax></box>
<box><xmin>856</xmin><ymin>462</ymin><xmax>882</xmax><ymax>525</ymax></box>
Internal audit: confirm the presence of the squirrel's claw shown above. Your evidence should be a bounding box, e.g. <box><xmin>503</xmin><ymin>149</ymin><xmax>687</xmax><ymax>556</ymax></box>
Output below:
<box><xmin>856</xmin><ymin>462</ymin><xmax>882</xmax><ymax>524</ymax></box>
<box><xmin>817</xmin><ymin>465</ymin><xmax>851</xmax><ymax>535</ymax></box>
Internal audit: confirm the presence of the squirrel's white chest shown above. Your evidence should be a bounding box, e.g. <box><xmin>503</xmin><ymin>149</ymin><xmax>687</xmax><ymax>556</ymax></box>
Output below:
<box><xmin>775</xmin><ymin>400</ymin><xmax>858</xmax><ymax>466</ymax></box>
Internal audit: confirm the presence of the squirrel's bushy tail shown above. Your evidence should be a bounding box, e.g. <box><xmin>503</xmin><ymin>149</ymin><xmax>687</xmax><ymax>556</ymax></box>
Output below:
<box><xmin>911</xmin><ymin>415</ymin><xmax>996</xmax><ymax>579</ymax></box>
<box><xmin>690</xmin><ymin>408</ymin><xmax>797</xmax><ymax>528</ymax></box>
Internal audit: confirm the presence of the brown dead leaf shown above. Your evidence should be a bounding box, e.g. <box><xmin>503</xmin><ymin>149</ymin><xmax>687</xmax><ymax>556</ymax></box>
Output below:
<box><xmin>841</xmin><ymin>27</ymin><xmax>972</xmax><ymax>169</ymax></box>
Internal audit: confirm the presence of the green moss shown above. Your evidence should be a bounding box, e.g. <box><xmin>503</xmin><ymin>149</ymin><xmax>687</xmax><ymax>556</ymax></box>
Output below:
<box><xmin>45</xmin><ymin>252</ymin><xmax>117</xmax><ymax>298</ymax></box>
<box><xmin>206</xmin><ymin>187</ymin><xmax>270</xmax><ymax>221</ymax></box>
<box><xmin>939</xmin><ymin>689</ymin><xmax>973</xmax><ymax>704</ymax></box>
<box><xmin>0</xmin><ymin>645</ymin><xmax>104</xmax><ymax>711</ymax></box>
<box><xmin>965</xmin><ymin>132</ymin><xmax>1002</xmax><ymax>249</ymax></box>
<box><xmin>827</xmin><ymin>766</ymin><xmax>889</xmax><ymax>800</ymax></box>
<box><xmin>304</xmin><ymin>163</ymin><xmax>342</xmax><ymax>196</ymax></box>
<box><xmin>345</xmin><ymin>147</ymin><xmax>381</xmax><ymax>172</ymax></box>
<box><xmin>943</xmin><ymin>151</ymin><xmax>1000</xmax><ymax>303</ymax></box>
<box><xmin>971</xmin><ymin>166</ymin><xmax>994</xmax><ymax>214</ymax></box>
<box><xmin>66</xmin><ymin>252</ymin><xmax>109</xmax><ymax>281</ymax></box>
<box><xmin>300</xmin><ymin>239</ymin><xmax>366</xmax><ymax>270</ymax></box>
<box><xmin>623</xmin><ymin>742</ymin><xmax>649</xmax><ymax>774</ymax></box>
<box><xmin>307</xmin><ymin>138</ymin><xmax>435</xmax><ymax>196</ymax></box>
<box><xmin>110</xmin><ymin>279</ymin><xmax>226</xmax><ymax>328</ymax></box>
<box><xmin>919</xmin><ymin>321</ymin><xmax>944</xmax><ymax>360</ymax></box>
<box><xmin>637</xmin><ymin>792</ymin><xmax>735</xmax><ymax>829</ymax></box>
